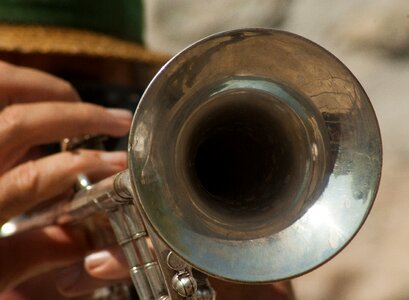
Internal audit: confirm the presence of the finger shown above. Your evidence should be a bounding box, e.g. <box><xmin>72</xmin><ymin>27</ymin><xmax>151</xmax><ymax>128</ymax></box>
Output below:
<box><xmin>57</xmin><ymin>246</ymin><xmax>130</xmax><ymax>297</ymax></box>
<box><xmin>0</xmin><ymin>103</ymin><xmax>131</xmax><ymax>172</ymax></box>
<box><xmin>56</xmin><ymin>263</ymin><xmax>129</xmax><ymax>297</ymax></box>
<box><xmin>0</xmin><ymin>225</ymin><xmax>91</xmax><ymax>291</ymax></box>
<box><xmin>0</xmin><ymin>150</ymin><xmax>127</xmax><ymax>223</ymax></box>
<box><xmin>0</xmin><ymin>61</ymin><xmax>80</xmax><ymax>109</ymax></box>
<box><xmin>0</xmin><ymin>102</ymin><xmax>132</xmax><ymax>146</ymax></box>
<box><xmin>84</xmin><ymin>247</ymin><xmax>129</xmax><ymax>280</ymax></box>
<box><xmin>8</xmin><ymin>145</ymin><xmax>48</xmax><ymax>173</ymax></box>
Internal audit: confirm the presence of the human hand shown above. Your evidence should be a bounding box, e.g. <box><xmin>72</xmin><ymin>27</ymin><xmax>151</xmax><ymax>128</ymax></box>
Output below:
<box><xmin>0</xmin><ymin>61</ymin><xmax>132</xmax><ymax>292</ymax></box>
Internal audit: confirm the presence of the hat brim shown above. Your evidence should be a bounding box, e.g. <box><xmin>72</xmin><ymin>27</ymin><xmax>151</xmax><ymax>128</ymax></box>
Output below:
<box><xmin>0</xmin><ymin>24</ymin><xmax>170</xmax><ymax>65</ymax></box>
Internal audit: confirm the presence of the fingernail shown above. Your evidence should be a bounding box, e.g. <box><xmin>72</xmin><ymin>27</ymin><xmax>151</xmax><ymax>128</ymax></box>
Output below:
<box><xmin>85</xmin><ymin>250</ymin><xmax>111</xmax><ymax>271</ymax></box>
<box><xmin>107</xmin><ymin>108</ymin><xmax>133</xmax><ymax>121</ymax></box>
<box><xmin>56</xmin><ymin>265</ymin><xmax>82</xmax><ymax>291</ymax></box>
<box><xmin>99</xmin><ymin>151</ymin><xmax>127</xmax><ymax>166</ymax></box>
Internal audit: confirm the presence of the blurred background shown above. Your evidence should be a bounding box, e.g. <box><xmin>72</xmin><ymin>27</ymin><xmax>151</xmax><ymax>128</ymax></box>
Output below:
<box><xmin>145</xmin><ymin>1</ymin><xmax>409</xmax><ymax>299</ymax></box>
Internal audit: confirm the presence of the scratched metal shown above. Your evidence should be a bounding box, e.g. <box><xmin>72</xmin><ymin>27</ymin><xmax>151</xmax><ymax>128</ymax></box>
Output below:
<box><xmin>128</xmin><ymin>29</ymin><xmax>382</xmax><ymax>282</ymax></box>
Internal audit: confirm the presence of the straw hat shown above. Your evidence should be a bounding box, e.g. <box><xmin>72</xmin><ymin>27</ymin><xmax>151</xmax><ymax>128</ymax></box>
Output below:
<box><xmin>0</xmin><ymin>0</ymin><xmax>169</xmax><ymax>66</ymax></box>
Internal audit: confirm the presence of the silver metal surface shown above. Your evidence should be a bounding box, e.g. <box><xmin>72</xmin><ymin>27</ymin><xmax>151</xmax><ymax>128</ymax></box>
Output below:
<box><xmin>8</xmin><ymin>173</ymin><xmax>119</xmax><ymax>232</ymax></box>
<box><xmin>106</xmin><ymin>174</ymin><xmax>168</xmax><ymax>300</ymax></box>
<box><xmin>129</xmin><ymin>28</ymin><xmax>382</xmax><ymax>282</ymax></box>
<box><xmin>171</xmin><ymin>271</ymin><xmax>197</xmax><ymax>297</ymax></box>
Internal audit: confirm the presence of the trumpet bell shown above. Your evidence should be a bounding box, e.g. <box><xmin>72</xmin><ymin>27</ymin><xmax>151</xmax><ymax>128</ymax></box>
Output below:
<box><xmin>129</xmin><ymin>29</ymin><xmax>382</xmax><ymax>282</ymax></box>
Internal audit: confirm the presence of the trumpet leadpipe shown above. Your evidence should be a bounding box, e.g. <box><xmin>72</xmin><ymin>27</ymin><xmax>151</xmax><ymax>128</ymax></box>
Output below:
<box><xmin>2</xmin><ymin>170</ymin><xmax>132</xmax><ymax>235</ymax></box>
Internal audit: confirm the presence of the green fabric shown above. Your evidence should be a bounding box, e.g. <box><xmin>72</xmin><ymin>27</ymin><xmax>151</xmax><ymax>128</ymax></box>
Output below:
<box><xmin>0</xmin><ymin>0</ymin><xmax>143</xmax><ymax>43</ymax></box>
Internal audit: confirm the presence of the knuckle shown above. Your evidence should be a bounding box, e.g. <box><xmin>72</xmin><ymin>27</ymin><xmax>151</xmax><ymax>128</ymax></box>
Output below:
<box><xmin>56</xmin><ymin>80</ymin><xmax>80</xmax><ymax>101</ymax></box>
<box><xmin>0</xmin><ymin>105</ymin><xmax>24</xmax><ymax>134</ymax></box>
<box><xmin>64</xmin><ymin>150</ymin><xmax>95</xmax><ymax>173</ymax></box>
<box><xmin>67</xmin><ymin>152</ymin><xmax>85</xmax><ymax>172</ymax></box>
<box><xmin>82</xmin><ymin>102</ymin><xmax>103</xmax><ymax>114</ymax></box>
<box><xmin>14</xmin><ymin>161</ymin><xmax>40</xmax><ymax>194</ymax></box>
<box><xmin>76</xmin><ymin>103</ymin><xmax>105</xmax><ymax>122</ymax></box>
<box><xmin>0</xmin><ymin>61</ymin><xmax>14</xmax><ymax>75</ymax></box>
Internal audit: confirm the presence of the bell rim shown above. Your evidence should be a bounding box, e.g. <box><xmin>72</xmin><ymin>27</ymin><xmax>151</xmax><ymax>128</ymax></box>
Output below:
<box><xmin>128</xmin><ymin>28</ymin><xmax>382</xmax><ymax>282</ymax></box>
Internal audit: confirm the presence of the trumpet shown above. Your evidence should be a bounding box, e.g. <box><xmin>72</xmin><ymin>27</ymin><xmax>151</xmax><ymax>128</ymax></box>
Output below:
<box><xmin>0</xmin><ymin>29</ymin><xmax>382</xmax><ymax>300</ymax></box>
